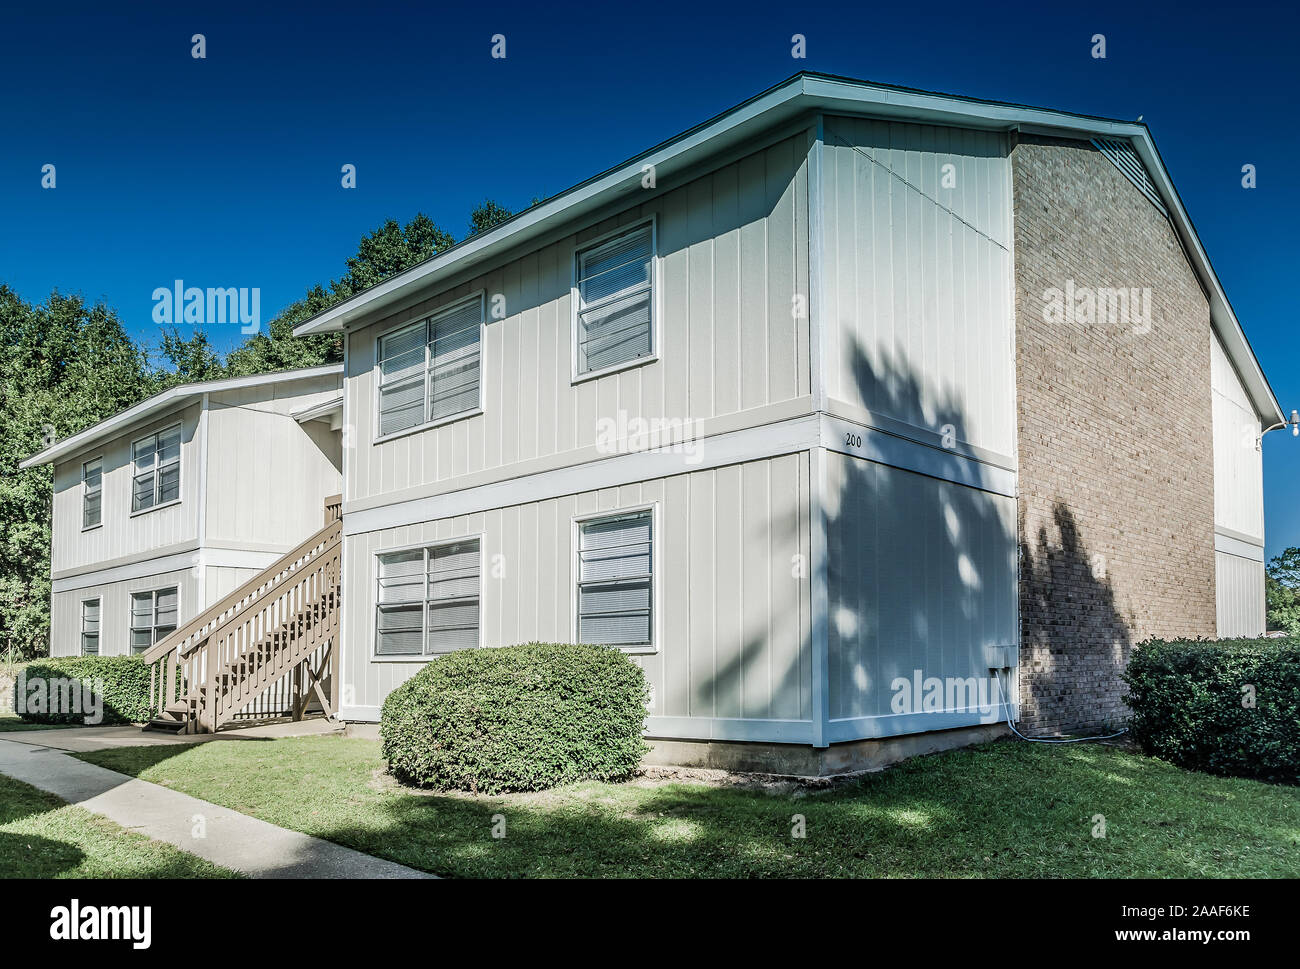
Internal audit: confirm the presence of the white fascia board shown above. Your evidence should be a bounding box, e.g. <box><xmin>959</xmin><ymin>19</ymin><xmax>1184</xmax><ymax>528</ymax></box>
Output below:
<box><xmin>20</xmin><ymin>364</ymin><xmax>344</xmax><ymax>469</ymax></box>
<box><xmin>1128</xmin><ymin>135</ymin><xmax>1284</xmax><ymax>425</ymax></box>
<box><xmin>292</xmin><ymin>77</ymin><xmax>812</xmax><ymax>337</ymax></box>
<box><xmin>292</xmin><ymin>72</ymin><xmax>1281</xmax><ymax>423</ymax></box>
<box><xmin>291</xmin><ymin>393</ymin><xmax>345</xmax><ymax>424</ymax></box>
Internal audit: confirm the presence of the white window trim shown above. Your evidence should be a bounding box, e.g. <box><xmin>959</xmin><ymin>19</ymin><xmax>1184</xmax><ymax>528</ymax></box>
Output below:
<box><xmin>81</xmin><ymin>456</ymin><xmax>104</xmax><ymax>532</ymax></box>
<box><xmin>128</xmin><ymin>422</ymin><xmax>183</xmax><ymax>517</ymax></box>
<box><xmin>571</xmin><ymin>502</ymin><xmax>661</xmax><ymax>655</ymax></box>
<box><xmin>129</xmin><ymin>585</ymin><xmax>181</xmax><ymax>655</ymax></box>
<box><xmin>369</xmin><ymin>533</ymin><xmax>485</xmax><ymax>663</ymax></box>
<box><xmin>570</xmin><ymin>217</ymin><xmax>661</xmax><ymax>385</ymax></box>
<box><xmin>372</xmin><ymin>291</ymin><xmax>487</xmax><ymax>445</ymax></box>
<box><xmin>80</xmin><ymin>596</ymin><xmax>101</xmax><ymax>656</ymax></box>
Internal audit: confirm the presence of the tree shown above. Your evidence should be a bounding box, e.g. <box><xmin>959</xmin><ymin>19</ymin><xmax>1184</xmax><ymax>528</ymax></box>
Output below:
<box><xmin>0</xmin><ymin>209</ymin><xmax>463</xmax><ymax>656</ymax></box>
<box><xmin>0</xmin><ymin>287</ymin><xmax>155</xmax><ymax>658</ymax></box>
<box><xmin>1266</xmin><ymin>547</ymin><xmax>1300</xmax><ymax>636</ymax></box>
<box><xmin>467</xmin><ymin>199</ymin><xmax>514</xmax><ymax>237</ymax></box>
<box><xmin>226</xmin><ymin>213</ymin><xmax>456</xmax><ymax>377</ymax></box>
<box><xmin>157</xmin><ymin>326</ymin><xmax>225</xmax><ymax>386</ymax></box>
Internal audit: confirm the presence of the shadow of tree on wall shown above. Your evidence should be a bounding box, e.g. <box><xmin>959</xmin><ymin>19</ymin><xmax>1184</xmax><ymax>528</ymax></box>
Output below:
<box><xmin>638</xmin><ymin>334</ymin><xmax>1137</xmax><ymax>742</ymax></box>
<box><xmin>1019</xmin><ymin>502</ymin><xmax>1134</xmax><ymax>734</ymax></box>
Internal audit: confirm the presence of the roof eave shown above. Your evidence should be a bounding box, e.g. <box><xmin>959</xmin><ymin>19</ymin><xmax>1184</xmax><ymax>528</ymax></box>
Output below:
<box><xmin>19</xmin><ymin>364</ymin><xmax>344</xmax><ymax>469</ymax></box>
<box><xmin>291</xmin><ymin>72</ymin><xmax>1282</xmax><ymax>423</ymax></box>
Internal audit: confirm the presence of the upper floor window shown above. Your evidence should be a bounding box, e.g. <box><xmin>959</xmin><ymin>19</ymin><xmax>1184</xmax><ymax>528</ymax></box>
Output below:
<box><xmin>377</xmin><ymin>295</ymin><xmax>483</xmax><ymax>439</ymax></box>
<box><xmin>130</xmin><ymin>587</ymin><xmax>177</xmax><ymax>654</ymax></box>
<box><xmin>574</xmin><ymin>223</ymin><xmax>655</xmax><ymax>378</ymax></box>
<box><xmin>81</xmin><ymin>598</ymin><xmax>100</xmax><ymax>656</ymax></box>
<box><xmin>131</xmin><ymin>424</ymin><xmax>181</xmax><ymax>513</ymax></box>
<box><xmin>82</xmin><ymin>458</ymin><xmax>102</xmax><ymax>529</ymax></box>
<box><xmin>375</xmin><ymin>538</ymin><xmax>481</xmax><ymax>657</ymax></box>
<box><xmin>576</xmin><ymin>509</ymin><xmax>654</xmax><ymax>648</ymax></box>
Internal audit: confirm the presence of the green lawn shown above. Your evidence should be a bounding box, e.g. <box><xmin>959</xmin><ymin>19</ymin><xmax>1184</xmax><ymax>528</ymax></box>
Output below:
<box><xmin>0</xmin><ymin>772</ymin><xmax>239</xmax><ymax>878</ymax></box>
<box><xmin>78</xmin><ymin>736</ymin><xmax>1300</xmax><ymax>878</ymax></box>
<box><xmin>0</xmin><ymin>712</ymin><xmax>73</xmax><ymax>732</ymax></box>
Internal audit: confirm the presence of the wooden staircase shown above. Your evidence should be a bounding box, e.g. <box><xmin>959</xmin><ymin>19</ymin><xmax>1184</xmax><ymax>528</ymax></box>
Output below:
<box><xmin>142</xmin><ymin>496</ymin><xmax>342</xmax><ymax>734</ymax></box>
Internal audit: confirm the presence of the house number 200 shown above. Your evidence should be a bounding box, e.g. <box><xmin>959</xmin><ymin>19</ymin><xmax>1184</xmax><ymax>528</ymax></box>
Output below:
<box><xmin>844</xmin><ymin>432</ymin><xmax>862</xmax><ymax>448</ymax></box>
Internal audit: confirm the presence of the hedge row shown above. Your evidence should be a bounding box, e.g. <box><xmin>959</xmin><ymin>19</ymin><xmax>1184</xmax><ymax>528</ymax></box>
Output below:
<box><xmin>381</xmin><ymin>642</ymin><xmax>649</xmax><ymax>793</ymax></box>
<box><xmin>11</xmin><ymin>655</ymin><xmax>155</xmax><ymax>725</ymax></box>
<box><xmin>1123</xmin><ymin>637</ymin><xmax>1300</xmax><ymax>784</ymax></box>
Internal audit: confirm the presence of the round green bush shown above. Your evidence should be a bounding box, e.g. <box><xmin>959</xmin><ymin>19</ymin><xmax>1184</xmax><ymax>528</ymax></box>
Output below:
<box><xmin>1123</xmin><ymin>636</ymin><xmax>1300</xmax><ymax>784</ymax></box>
<box><xmin>380</xmin><ymin>642</ymin><xmax>650</xmax><ymax>793</ymax></box>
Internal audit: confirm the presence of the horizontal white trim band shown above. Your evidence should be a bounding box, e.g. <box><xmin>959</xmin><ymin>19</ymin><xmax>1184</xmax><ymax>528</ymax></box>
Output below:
<box><xmin>51</xmin><ymin>547</ymin><xmax>285</xmax><ymax>594</ymax></box>
<box><xmin>345</xmin><ymin>415</ymin><xmax>821</xmax><ymax>535</ymax></box>
<box><xmin>1214</xmin><ymin>532</ymin><xmax>1266</xmax><ymax>562</ymax></box>
<box><xmin>825</xmin><ymin>706</ymin><xmax>1016</xmax><ymax>743</ymax></box>
<box><xmin>820</xmin><ymin>414</ymin><xmax>1018</xmax><ymax>498</ymax></box>
<box><xmin>347</xmin><ymin>413</ymin><xmax>1019</xmax><ymax>536</ymax></box>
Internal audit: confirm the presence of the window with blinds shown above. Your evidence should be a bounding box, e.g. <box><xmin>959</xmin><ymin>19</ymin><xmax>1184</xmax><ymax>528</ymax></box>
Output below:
<box><xmin>81</xmin><ymin>598</ymin><xmax>100</xmax><ymax>656</ymax></box>
<box><xmin>576</xmin><ymin>510</ymin><xmax>653</xmax><ymax>647</ymax></box>
<box><xmin>377</xmin><ymin>296</ymin><xmax>482</xmax><ymax>438</ymax></box>
<box><xmin>82</xmin><ymin>458</ymin><xmax>102</xmax><ymax>529</ymax></box>
<box><xmin>131</xmin><ymin>424</ymin><xmax>181</xmax><ymax>512</ymax></box>
<box><xmin>130</xmin><ymin>587</ymin><xmax>177</xmax><ymax>654</ymax></box>
<box><xmin>574</xmin><ymin>224</ymin><xmax>654</xmax><ymax>376</ymax></box>
<box><xmin>376</xmin><ymin>538</ymin><xmax>481</xmax><ymax>656</ymax></box>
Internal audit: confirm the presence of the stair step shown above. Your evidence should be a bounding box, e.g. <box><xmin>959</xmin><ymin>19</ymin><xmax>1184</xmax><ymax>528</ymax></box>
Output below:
<box><xmin>143</xmin><ymin>718</ymin><xmax>187</xmax><ymax>733</ymax></box>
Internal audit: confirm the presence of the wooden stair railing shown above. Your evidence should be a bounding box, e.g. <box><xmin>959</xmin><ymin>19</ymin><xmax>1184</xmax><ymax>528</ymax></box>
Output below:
<box><xmin>144</xmin><ymin>495</ymin><xmax>343</xmax><ymax>734</ymax></box>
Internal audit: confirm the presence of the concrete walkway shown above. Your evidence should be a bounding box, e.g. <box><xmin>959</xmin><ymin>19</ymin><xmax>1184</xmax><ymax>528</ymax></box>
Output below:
<box><xmin>0</xmin><ymin>734</ymin><xmax>434</xmax><ymax>879</ymax></box>
<box><xmin>7</xmin><ymin>716</ymin><xmax>345</xmax><ymax>753</ymax></box>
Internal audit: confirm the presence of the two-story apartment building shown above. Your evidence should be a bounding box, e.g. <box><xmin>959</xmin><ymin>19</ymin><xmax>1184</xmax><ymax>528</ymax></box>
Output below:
<box><xmin>22</xmin><ymin>74</ymin><xmax>1284</xmax><ymax>773</ymax></box>
<box><xmin>21</xmin><ymin>367</ymin><xmax>343</xmax><ymax>659</ymax></box>
<box><xmin>282</xmin><ymin>74</ymin><xmax>1281</xmax><ymax>771</ymax></box>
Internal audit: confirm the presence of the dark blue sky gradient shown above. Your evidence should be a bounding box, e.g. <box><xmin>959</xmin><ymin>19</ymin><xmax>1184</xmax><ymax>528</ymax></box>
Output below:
<box><xmin>1</xmin><ymin>0</ymin><xmax>1296</xmax><ymax>557</ymax></box>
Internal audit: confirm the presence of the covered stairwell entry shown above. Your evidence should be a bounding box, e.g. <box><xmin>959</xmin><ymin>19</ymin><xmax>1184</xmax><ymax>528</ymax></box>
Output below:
<box><xmin>142</xmin><ymin>496</ymin><xmax>342</xmax><ymax>734</ymax></box>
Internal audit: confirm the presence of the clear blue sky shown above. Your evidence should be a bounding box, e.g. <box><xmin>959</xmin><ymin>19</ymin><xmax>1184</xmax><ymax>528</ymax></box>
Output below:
<box><xmin>1</xmin><ymin>0</ymin><xmax>1296</xmax><ymax>558</ymax></box>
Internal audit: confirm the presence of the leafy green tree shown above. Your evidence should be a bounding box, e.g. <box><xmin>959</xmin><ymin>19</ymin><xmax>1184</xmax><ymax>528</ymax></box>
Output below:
<box><xmin>1266</xmin><ymin>548</ymin><xmax>1300</xmax><ymax>636</ymax></box>
<box><xmin>156</xmin><ymin>326</ymin><xmax>226</xmax><ymax>387</ymax></box>
<box><xmin>467</xmin><ymin>199</ymin><xmax>514</xmax><ymax>237</ymax></box>
<box><xmin>0</xmin><ymin>288</ymin><xmax>154</xmax><ymax>658</ymax></box>
<box><xmin>226</xmin><ymin>213</ymin><xmax>455</xmax><ymax>377</ymax></box>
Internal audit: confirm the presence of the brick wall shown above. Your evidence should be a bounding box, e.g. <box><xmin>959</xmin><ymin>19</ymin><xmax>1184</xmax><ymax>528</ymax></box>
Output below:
<box><xmin>1012</xmin><ymin>134</ymin><xmax>1217</xmax><ymax>734</ymax></box>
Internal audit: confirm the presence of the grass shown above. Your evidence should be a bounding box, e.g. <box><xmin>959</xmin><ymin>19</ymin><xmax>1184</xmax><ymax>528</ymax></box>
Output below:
<box><xmin>0</xmin><ymin>712</ymin><xmax>73</xmax><ymax>732</ymax></box>
<box><xmin>0</xmin><ymin>772</ymin><xmax>239</xmax><ymax>878</ymax></box>
<box><xmin>77</xmin><ymin>736</ymin><xmax>1300</xmax><ymax>878</ymax></box>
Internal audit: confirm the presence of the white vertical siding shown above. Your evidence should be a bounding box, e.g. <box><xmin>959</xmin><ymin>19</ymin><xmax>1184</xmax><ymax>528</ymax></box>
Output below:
<box><xmin>1215</xmin><ymin>551</ymin><xmax>1265</xmax><ymax>637</ymax></box>
<box><xmin>1211</xmin><ymin>335</ymin><xmax>1264</xmax><ymax>542</ymax></box>
<box><xmin>824</xmin><ymin>450</ymin><xmax>1018</xmax><ymax>725</ymax></box>
<box><xmin>50</xmin><ymin>568</ymin><xmax>199</xmax><ymax>657</ymax></box>
<box><xmin>50</xmin><ymin>404</ymin><xmax>202</xmax><ymax>575</ymax></box>
<box><xmin>205</xmin><ymin>375</ymin><xmax>343</xmax><ymax>550</ymax></box>
<box><xmin>345</xmin><ymin>130</ymin><xmax>813</xmax><ymax>508</ymax></box>
<box><xmin>341</xmin><ymin>453</ymin><xmax>812</xmax><ymax>733</ymax></box>
<box><xmin>822</xmin><ymin>117</ymin><xmax>1015</xmax><ymax>463</ymax></box>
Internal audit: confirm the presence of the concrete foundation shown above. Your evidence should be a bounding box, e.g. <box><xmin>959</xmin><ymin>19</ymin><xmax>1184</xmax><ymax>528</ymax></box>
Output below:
<box><xmin>345</xmin><ymin>716</ymin><xmax>1009</xmax><ymax>777</ymax></box>
<box><xmin>643</xmin><ymin>723</ymin><xmax>1011</xmax><ymax>776</ymax></box>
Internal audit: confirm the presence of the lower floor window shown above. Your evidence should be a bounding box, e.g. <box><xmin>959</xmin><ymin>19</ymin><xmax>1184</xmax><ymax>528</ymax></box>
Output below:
<box><xmin>376</xmin><ymin>538</ymin><xmax>481</xmax><ymax>656</ymax></box>
<box><xmin>130</xmin><ymin>587</ymin><xmax>177</xmax><ymax>654</ymax></box>
<box><xmin>576</xmin><ymin>510</ymin><xmax>653</xmax><ymax>647</ymax></box>
<box><xmin>81</xmin><ymin>598</ymin><xmax>100</xmax><ymax>656</ymax></box>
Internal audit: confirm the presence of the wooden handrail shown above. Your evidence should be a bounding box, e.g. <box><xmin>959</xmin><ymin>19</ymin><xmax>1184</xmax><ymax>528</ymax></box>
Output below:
<box><xmin>141</xmin><ymin>506</ymin><xmax>342</xmax><ymax>665</ymax></box>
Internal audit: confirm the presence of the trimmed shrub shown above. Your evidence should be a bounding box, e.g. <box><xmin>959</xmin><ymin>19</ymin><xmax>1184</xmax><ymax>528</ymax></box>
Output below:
<box><xmin>381</xmin><ymin>642</ymin><xmax>650</xmax><ymax>793</ymax></box>
<box><xmin>11</xmin><ymin>655</ymin><xmax>155</xmax><ymax>725</ymax></box>
<box><xmin>1123</xmin><ymin>637</ymin><xmax>1300</xmax><ymax>784</ymax></box>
